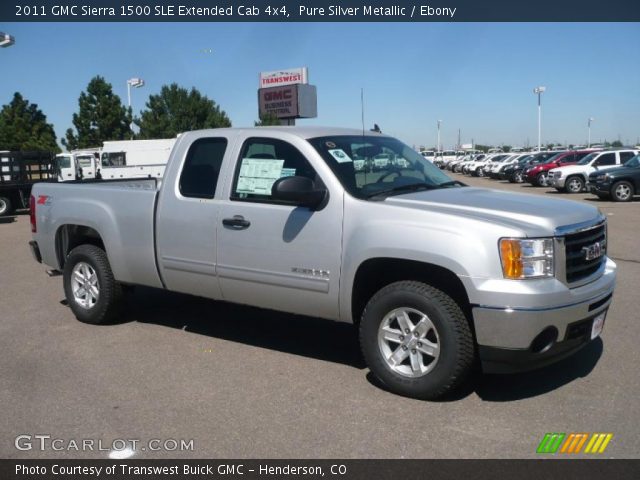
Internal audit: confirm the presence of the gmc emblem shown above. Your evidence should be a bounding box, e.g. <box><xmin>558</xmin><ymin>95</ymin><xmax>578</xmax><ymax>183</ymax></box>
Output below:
<box><xmin>582</xmin><ymin>241</ymin><xmax>605</xmax><ymax>261</ymax></box>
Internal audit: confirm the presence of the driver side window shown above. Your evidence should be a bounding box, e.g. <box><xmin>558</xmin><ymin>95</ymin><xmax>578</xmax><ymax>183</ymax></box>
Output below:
<box><xmin>231</xmin><ymin>137</ymin><xmax>318</xmax><ymax>203</ymax></box>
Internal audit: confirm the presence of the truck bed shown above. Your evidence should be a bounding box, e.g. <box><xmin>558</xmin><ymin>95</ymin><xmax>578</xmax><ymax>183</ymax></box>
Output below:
<box><xmin>31</xmin><ymin>178</ymin><xmax>163</xmax><ymax>288</ymax></box>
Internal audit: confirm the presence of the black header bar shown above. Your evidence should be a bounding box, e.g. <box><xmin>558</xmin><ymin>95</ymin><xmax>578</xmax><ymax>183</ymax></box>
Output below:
<box><xmin>3</xmin><ymin>0</ymin><xmax>640</xmax><ymax>22</ymax></box>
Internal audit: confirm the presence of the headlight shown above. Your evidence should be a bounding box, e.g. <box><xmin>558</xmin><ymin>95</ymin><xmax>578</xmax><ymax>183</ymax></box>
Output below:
<box><xmin>596</xmin><ymin>174</ymin><xmax>608</xmax><ymax>182</ymax></box>
<box><xmin>499</xmin><ymin>238</ymin><xmax>554</xmax><ymax>279</ymax></box>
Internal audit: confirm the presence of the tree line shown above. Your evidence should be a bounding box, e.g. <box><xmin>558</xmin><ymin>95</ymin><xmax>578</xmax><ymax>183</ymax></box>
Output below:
<box><xmin>0</xmin><ymin>75</ymin><xmax>281</xmax><ymax>152</ymax></box>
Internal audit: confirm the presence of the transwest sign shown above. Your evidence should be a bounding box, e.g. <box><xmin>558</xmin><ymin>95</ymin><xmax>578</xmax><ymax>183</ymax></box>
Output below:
<box><xmin>259</xmin><ymin>67</ymin><xmax>308</xmax><ymax>88</ymax></box>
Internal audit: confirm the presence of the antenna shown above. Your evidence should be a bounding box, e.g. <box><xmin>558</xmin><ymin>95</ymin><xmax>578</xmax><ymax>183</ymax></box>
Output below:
<box><xmin>361</xmin><ymin>88</ymin><xmax>365</xmax><ymax>137</ymax></box>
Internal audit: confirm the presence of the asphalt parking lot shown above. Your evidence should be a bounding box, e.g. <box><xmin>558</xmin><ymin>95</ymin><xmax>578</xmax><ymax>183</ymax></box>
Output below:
<box><xmin>1</xmin><ymin>175</ymin><xmax>639</xmax><ymax>459</ymax></box>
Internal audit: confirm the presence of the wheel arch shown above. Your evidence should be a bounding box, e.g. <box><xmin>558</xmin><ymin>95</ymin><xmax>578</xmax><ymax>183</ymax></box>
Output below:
<box><xmin>350</xmin><ymin>258</ymin><xmax>472</xmax><ymax>330</ymax></box>
<box><xmin>55</xmin><ymin>224</ymin><xmax>107</xmax><ymax>269</ymax></box>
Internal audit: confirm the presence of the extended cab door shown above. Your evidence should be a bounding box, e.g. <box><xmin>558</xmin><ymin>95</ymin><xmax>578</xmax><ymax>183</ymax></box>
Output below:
<box><xmin>216</xmin><ymin>135</ymin><xmax>343</xmax><ymax>320</ymax></box>
<box><xmin>155</xmin><ymin>135</ymin><xmax>232</xmax><ymax>300</ymax></box>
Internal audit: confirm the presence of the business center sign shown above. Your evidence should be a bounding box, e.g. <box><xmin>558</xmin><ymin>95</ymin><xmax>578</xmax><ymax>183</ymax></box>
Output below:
<box><xmin>259</xmin><ymin>67</ymin><xmax>308</xmax><ymax>88</ymax></box>
<box><xmin>258</xmin><ymin>66</ymin><xmax>317</xmax><ymax>120</ymax></box>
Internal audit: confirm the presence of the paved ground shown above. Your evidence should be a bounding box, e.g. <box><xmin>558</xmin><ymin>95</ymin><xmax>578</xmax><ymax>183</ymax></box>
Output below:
<box><xmin>1</xmin><ymin>175</ymin><xmax>638</xmax><ymax>459</ymax></box>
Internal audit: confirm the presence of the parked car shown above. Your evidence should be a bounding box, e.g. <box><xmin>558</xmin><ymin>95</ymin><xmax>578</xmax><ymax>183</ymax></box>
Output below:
<box><xmin>461</xmin><ymin>154</ymin><xmax>486</xmax><ymax>174</ymax></box>
<box><xmin>420</xmin><ymin>151</ymin><xmax>436</xmax><ymax>163</ymax></box>
<box><xmin>518</xmin><ymin>152</ymin><xmax>558</xmax><ymax>183</ymax></box>
<box><xmin>29</xmin><ymin>127</ymin><xmax>616</xmax><ymax>400</ymax></box>
<box><xmin>499</xmin><ymin>154</ymin><xmax>533</xmax><ymax>180</ymax></box>
<box><xmin>549</xmin><ymin>149</ymin><xmax>639</xmax><ymax>193</ymax></box>
<box><xmin>524</xmin><ymin>150</ymin><xmax>596</xmax><ymax>187</ymax></box>
<box><xmin>588</xmin><ymin>154</ymin><xmax>640</xmax><ymax>201</ymax></box>
<box><xmin>470</xmin><ymin>154</ymin><xmax>508</xmax><ymax>177</ymax></box>
<box><xmin>489</xmin><ymin>154</ymin><xmax>529</xmax><ymax>179</ymax></box>
<box><xmin>439</xmin><ymin>150</ymin><xmax>458</xmax><ymax>170</ymax></box>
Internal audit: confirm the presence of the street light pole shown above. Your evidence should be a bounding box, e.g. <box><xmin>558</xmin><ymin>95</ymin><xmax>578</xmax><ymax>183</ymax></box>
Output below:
<box><xmin>0</xmin><ymin>32</ymin><xmax>15</xmax><ymax>48</ymax></box>
<box><xmin>126</xmin><ymin>78</ymin><xmax>145</xmax><ymax>135</ymax></box>
<box><xmin>437</xmin><ymin>120</ymin><xmax>442</xmax><ymax>153</ymax></box>
<box><xmin>533</xmin><ymin>86</ymin><xmax>546</xmax><ymax>151</ymax></box>
<box><xmin>588</xmin><ymin>117</ymin><xmax>594</xmax><ymax>148</ymax></box>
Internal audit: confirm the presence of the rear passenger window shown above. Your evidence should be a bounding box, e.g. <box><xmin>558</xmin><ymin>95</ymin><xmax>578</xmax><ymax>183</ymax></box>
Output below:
<box><xmin>231</xmin><ymin>137</ymin><xmax>318</xmax><ymax>202</ymax></box>
<box><xmin>619</xmin><ymin>152</ymin><xmax>635</xmax><ymax>163</ymax></box>
<box><xmin>179</xmin><ymin>138</ymin><xmax>227</xmax><ymax>199</ymax></box>
<box><xmin>595</xmin><ymin>153</ymin><xmax>615</xmax><ymax>166</ymax></box>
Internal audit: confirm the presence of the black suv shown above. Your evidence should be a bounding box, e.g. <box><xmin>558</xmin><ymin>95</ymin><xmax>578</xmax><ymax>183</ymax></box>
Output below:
<box><xmin>588</xmin><ymin>154</ymin><xmax>640</xmax><ymax>201</ymax></box>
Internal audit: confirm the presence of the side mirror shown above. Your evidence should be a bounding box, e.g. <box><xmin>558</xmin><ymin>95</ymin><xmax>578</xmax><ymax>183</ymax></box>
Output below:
<box><xmin>272</xmin><ymin>176</ymin><xmax>327</xmax><ymax>209</ymax></box>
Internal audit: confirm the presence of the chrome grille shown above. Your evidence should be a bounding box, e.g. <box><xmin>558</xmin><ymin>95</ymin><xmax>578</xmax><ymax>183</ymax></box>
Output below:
<box><xmin>564</xmin><ymin>224</ymin><xmax>606</xmax><ymax>283</ymax></box>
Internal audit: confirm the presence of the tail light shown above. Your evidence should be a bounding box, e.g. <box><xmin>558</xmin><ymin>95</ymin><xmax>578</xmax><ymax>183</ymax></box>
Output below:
<box><xmin>30</xmin><ymin>195</ymin><xmax>36</xmax><ymax>232</ymax></box>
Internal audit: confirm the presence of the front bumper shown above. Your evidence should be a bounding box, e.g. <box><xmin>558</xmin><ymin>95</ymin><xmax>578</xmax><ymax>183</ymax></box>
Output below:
<box><xmin>588</xmin><ymin>181</ymin><xmax>610</xmax><ymax>195</ymax></box>
<box><xmin>550</xmin><ymin>175</ymin><xmax>566</xmax><ymax>188</ymax></box>
<box><xmin>472</xmin><ymin>258</ymin><xmax>616</xmax><ymax>373</ymax></box>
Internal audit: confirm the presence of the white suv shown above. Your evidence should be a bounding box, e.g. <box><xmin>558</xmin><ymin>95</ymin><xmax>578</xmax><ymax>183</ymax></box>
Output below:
<box><xmin>549</xmin><ymin>149</ymin><xmax>639</xmax><ymax>193</ymax></box>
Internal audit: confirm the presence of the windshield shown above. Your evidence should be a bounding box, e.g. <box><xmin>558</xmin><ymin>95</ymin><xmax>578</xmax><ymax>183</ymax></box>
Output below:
<box><xmin>578</xmin><ymin>152</ymin><xmax>598</xmax><ymax>165</ymax></box>
<box><xmin>544</xmin><ymin>153</ymin><xmax>564</xmax><ymax>164</ymax></box>
<box><xmin>308</xmin><ymin>135</ymin><xmax>458</xmax><ymax>199</ymax></box>
<box><xmin>624</xmin><ymin>155</ymin><xmax>640</xmax><ymax>168</ymax></box>
<box><xmin>55</xmin><ymin>155</ymin><xmax>71</xmax><ymax>169</ymax></box>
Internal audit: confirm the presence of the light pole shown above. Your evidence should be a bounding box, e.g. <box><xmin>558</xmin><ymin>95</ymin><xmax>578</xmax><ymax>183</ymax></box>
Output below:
<box><xmin>126</xmin><ymin>78</ymin><xmax>145</xmax><ymax>135</ymax></box>
<box><xmin>126</xmin><ymin>77</ymin><xmax>145</xmax><ymax>109</ymax></box>
<box><xmin>533</xmin><ymin>86</ymin><xmax>546</xmax><ymax>151</ymax></box>
<box><xmin>588</xmin><ymin>117</ymin><xmax>594</xmax><ymax>148</ymax></box>
<box><xmin>0</xmin><ymin>32</ymin><xmax>15</xmax><ymax>48</ymax></box>
<box><xmin>437</xmin><ymin>120</ymin><xmax>442</xmax><ymax>153</ymax></box>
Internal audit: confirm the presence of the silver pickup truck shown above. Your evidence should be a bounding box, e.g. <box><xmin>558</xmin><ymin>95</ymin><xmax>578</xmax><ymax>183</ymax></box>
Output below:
<box><xmin>29</xmin><ymin>127</ymin><xmax>616</xmax><ymax>399</ymax></box>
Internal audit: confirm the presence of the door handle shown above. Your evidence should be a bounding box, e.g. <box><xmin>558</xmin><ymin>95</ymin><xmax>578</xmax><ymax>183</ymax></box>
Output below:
<box><xmin>222</xmin><ymin>215</ymin><xmax>251</xmax><ymax>229</ymax></box>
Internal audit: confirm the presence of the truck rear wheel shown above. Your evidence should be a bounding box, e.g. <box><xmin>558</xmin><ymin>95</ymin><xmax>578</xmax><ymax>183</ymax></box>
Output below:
<box><xmin>0</xmin><ymin>196</ymin><xmax>13</xmax><ymax>216</ymax></box>
<box><xmin>63</xmin><ymin>244</ymin><xmax>123</xmax><ymax>325</ymax></box>
<box><xmin>359</xmin><ymin>281</ymin><xmax>474</xmax><ymax>400</ymax></box>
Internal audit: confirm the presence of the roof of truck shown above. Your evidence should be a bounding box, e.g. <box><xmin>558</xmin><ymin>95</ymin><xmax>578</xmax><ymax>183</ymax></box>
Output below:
<box><xmin>184</xmin><ymin>126</ymin><xmax>389</xmax><ymax>139</ymax></box>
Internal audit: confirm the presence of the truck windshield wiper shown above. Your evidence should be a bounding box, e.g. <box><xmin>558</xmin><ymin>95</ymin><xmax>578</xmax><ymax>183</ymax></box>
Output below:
<box><xmin>437</xmin><ymin>180</ymin><xmax>466</xmax><ymax>188</ymax></box>
<box><xmin>365</xmin><ymin>182</ymin><xmax>437</xmax><ymax>199</ymax></box>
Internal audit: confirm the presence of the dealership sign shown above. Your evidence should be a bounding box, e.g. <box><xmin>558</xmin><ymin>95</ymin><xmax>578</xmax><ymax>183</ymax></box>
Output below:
<box><xmin>258</xmin><ymin>84</ymin><xmax>317</xmax><ymax>119</ymax></box>
<box><xmin>259</xmin><ymin>67</ymin><xmax>308</xmax><ymax>88</ymax></box>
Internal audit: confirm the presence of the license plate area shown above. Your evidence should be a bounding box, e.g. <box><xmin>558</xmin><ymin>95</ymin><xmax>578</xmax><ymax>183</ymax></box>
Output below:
<box><xmin>591</xmin><ymin>311</ymin><xmax>607</xmax><ymax>340</ymax></box>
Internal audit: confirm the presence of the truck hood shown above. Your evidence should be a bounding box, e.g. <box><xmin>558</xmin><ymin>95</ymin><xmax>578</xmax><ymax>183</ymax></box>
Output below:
<box><xmin>383</xmin><ymin>186</ymin><xmax>601</xmax><ymax>236</ymax></box>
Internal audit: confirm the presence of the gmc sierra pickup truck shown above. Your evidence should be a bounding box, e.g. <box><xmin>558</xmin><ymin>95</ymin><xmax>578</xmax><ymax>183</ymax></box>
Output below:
<box><xmin>29</xmin><ymin>127</ymin><xmax>616</xmax><ymax>400</ymax></box>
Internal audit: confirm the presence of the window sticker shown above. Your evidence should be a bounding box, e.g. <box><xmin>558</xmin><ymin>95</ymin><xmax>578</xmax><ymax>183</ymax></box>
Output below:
<box><xmin>329</xmin><ymin>149</ymin><xmax>353</xmax><ymax>164</ymax></box>
<box><xmin>236</xmin><ymin>158</ymin><xmax>285</xmax><ymax>195</ymax></box>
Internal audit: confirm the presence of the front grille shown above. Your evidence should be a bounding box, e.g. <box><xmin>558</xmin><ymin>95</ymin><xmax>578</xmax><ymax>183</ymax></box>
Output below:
<box><xmin>564</xmin><ymin>224</ymin><xmax>606</xmax><ymax>283</ymax></box>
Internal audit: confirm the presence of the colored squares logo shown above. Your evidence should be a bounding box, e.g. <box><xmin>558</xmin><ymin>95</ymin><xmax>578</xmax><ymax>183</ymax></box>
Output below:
<box><xmin>537</xmin><ymin>433</ymin><xmax>613</xmax><ymax>454</ymax></box>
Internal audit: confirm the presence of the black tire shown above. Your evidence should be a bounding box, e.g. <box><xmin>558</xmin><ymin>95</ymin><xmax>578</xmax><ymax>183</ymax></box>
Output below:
<box><xmin>565</xmin><ymin>175</ymin><xmax>585</xmax><ymax>193</ymax></box>
<box><xmin>0</xmin><ymin>196</ymin><xmax>13</xmax><ymax>216</ymax></box>
<box><xmin>536</xmin><ymin>172</ymin><xmax>548</xmax><ymax>187</ymax></box>
<box><xmin>359</xmin><ymin>281</ymin><xmax>475</xmax><ymax>400</ymax></box>
<box><xmin>63</xmin><ymin>244</ymin><xmax>123</xmax><ymax>324</ymax></box>
<box><xmin>611</xmin><ymin>181</ymin><xmax>634</xmax><ymax>202</ymax></box>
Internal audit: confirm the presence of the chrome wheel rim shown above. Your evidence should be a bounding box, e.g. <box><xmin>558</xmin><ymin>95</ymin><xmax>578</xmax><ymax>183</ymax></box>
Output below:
<box><xmin>377</xmin><ymin>307</ymin><xmax>440</xmax><ymax>378</ymax></box>
<box><xmin>568</xmin><ymin>178</ymin><xmax>583</xmax><ymax>192</ymax></box>
<box><xmin>615</xmin><ymin>184</ymin><xmax>631</xmax><ymax>200</ymax></box>
<box><xmin>0</xmin><ymin>199</ymin><xmax>7</xmax><ymax>215</ymax></box>
<box><xmin>71</xmin><ymin>262</ymin><xmax>100</xmax><ymax>309</ymax></box>
<box><xmin>538</xmin><ymin>173</ymin><xmax>548</xmax><ymax>186</ymax></box>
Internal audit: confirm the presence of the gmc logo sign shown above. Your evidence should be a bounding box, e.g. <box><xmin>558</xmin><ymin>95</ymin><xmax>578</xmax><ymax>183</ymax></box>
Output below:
<box><xmin>582</xmin><ymin>241</ymin><xmax>605</xmax><ymax>261</ymax></box>
<box><xmin>263</xmin><ymin>90</ymin><xmax>292</xmax><ymax>101</ymax></box>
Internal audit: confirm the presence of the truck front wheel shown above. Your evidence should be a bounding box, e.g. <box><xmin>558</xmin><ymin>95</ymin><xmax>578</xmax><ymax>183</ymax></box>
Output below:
<box><xmin>359</xmin><ymin>281</ymin><xmax>474</xmax><ymax>400</ymax></box>
<box><xmin>63</xmin><ymin>244</ymin><xmax>123</xmax><ymax>324</ymax></box>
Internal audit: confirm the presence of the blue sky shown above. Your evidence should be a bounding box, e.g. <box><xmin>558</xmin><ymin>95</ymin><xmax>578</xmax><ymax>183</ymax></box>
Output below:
<box><xmin>1</xmin><ymin>22</ymin><xmax>639</xmax><ymax>149</ymax></box>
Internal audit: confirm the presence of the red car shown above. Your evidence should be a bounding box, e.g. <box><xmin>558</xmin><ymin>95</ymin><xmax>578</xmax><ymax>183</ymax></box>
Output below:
<box><xmin>525</xmin><ymin>150</ymin><xmax>596</xmax><ymax>187</ymax></box>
